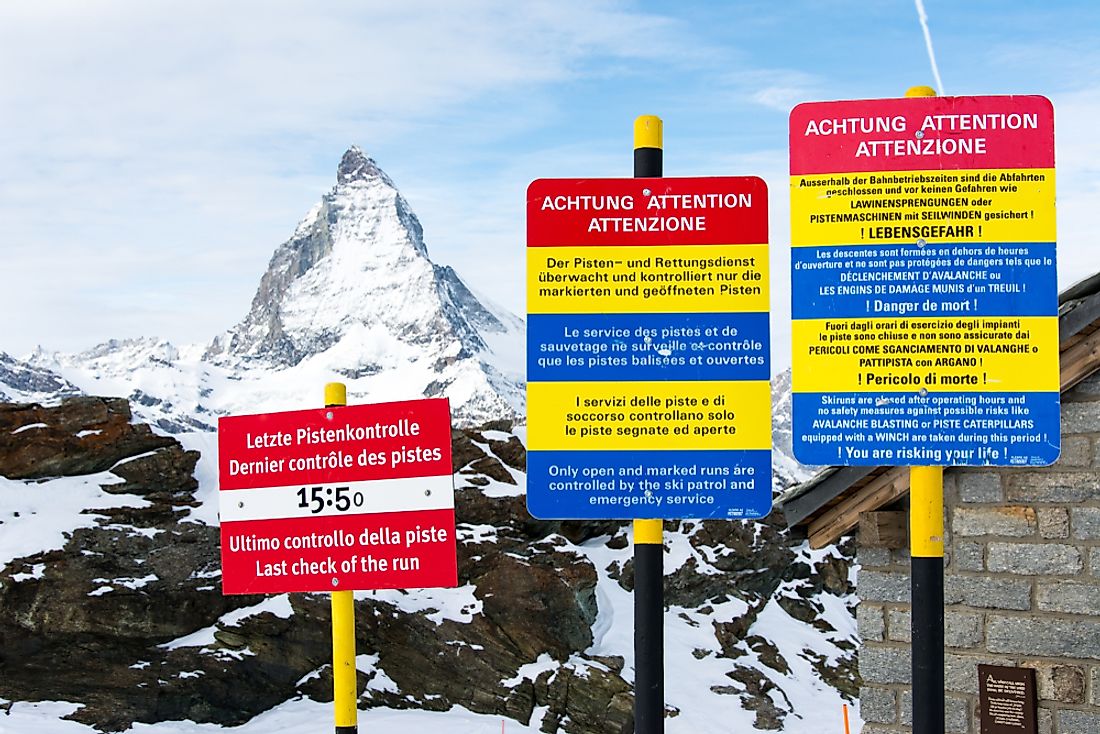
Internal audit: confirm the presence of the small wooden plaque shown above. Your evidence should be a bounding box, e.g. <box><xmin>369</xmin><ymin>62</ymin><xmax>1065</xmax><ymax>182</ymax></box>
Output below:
<box><xmin>978</xmin><ymin>664</ymin><xmax>1037</xmax><ymax>734</ymax></box>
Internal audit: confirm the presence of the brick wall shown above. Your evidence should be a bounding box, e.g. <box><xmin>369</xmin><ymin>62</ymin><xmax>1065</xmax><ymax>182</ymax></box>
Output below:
<box><xmin>857</xmin><ymin>371</ymin><xmax>1100</xmax><ymax>733</ymax></box>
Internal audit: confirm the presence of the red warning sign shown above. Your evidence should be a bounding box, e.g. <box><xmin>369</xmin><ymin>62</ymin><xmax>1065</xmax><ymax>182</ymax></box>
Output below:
<box><xmin>217</xmin><ymin>398</ymin><xmax>457</xmax><ymax>594</ymax></box>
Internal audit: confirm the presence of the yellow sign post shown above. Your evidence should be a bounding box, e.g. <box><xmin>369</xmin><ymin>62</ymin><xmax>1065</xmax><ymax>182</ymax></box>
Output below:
<box><xmin>325</xmin><ymin>381</ymin><xmax>358</xmax><ymax>734</ymax></box>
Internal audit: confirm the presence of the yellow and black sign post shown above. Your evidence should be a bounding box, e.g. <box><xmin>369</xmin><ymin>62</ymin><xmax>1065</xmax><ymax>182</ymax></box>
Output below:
<box><xmin>791</xmin><ymin>78</ymin><xmax>1060</xmax><ymax>733</ymax></box>
<box><xmin>910</xmin><ymin>464</ymin><xmax>945</xmax><ymax>734</ymax></box>
<box><xmin>632</xmin><ymin>114</ymin><xmax>664</xmax><ymax>734</ymax></box>
<box><xmin>325</xmin><ymin>381</ymin><xmax>359</xmax><ymax>734</ymax></box>
<box><xmin>527</xmin><ymin>113</ymin><xmax>771</xmax><ymax>732</ymax></box>
<box><xmin>903</xmin><ymin>82</ymin><xmax>946</xmax><ymax>734</ymax></box>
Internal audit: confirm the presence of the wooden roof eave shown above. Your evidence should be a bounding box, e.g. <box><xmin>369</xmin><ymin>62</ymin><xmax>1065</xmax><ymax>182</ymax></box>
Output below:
<box><xmin>778</xmin><ymin>271</ymin><xmax>1100</xmax><ymax>549</ymax></box>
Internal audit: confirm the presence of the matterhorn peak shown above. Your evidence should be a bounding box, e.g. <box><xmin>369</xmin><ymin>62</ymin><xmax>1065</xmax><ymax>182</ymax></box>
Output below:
<box><xmin>201</xmin><ymin>147</ymin><xmax>524</xmax><ymax>424</ymax></box>
<box><xmin>336</xmin><ymin>145</ymin><xmax>392</xmax><ymax>186</ymax></box>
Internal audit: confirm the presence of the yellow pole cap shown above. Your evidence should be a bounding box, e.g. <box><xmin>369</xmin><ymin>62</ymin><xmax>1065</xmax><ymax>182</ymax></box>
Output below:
<box><xmin>910</xmin><ymin>465</ymin><xmax>945</xmax><ymax>557</ymax></box>
<box><xmin>634</xmin><ymin>115</ymin><xmax>663</xmax><ymax>150</ymax></box>
<box><xmin>905</xmin><ymin>85</ymin><xmax>937</xmax><ymax>98</ymax></box>
<box><xmin>633</xmin><ymin>518</ymin><xmax>663</xmax><ymax>545</ymax></box>
<box><xmin>324</xmin><ymin>382</ymin><xmax>347</xmax><ymax>407</ymax></box>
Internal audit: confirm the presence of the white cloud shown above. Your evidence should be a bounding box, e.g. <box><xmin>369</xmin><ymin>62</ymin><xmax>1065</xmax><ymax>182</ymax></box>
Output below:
<box><xmin>2</xmin><ymin>0</ymin><xmax>1098</xmax><ymax>378</ymax></box>
<box><xmin>742</xmin><ymin>70</ymin><xmax>825</xmax><ymax>112</ymax></box>
<box><xmin>0</xmin><ymin>1</ymin><xmax>696</xmax><ymax>355</ymax></box>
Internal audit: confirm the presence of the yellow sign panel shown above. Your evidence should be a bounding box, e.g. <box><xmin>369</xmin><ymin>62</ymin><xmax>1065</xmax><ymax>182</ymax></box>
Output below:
<box><xmin>525</xmin><ymin>176</ymin><xmax>772</xmax><ymax>519</ymax></box>
<box><xmin>788</xmin><ymin>95</ymin><xmax>1059</xmax><ymax>467</ymax></box>
<box><xmin>790</xmin><ymin>168</ymin><xmax>1055</xmax><ymax>246</ymax></box>
<box><xmin>791</xmin><ymin>316</ymin><xmax>1059</xmax><ymax>393</ymax></box>
<box><xmin>527</xmin><ymin>244</ymin><xmax>768</xmax><ymax>315</ymax></box>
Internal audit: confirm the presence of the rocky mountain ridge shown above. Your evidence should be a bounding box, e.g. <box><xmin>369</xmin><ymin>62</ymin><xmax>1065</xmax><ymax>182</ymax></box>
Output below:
<box><xmin>0</xmin><ymin>147</ymin><xmax>842</xmax><ymax>732</ymax></box>
<box><xmin>27</xmin><ymin>148</ymin><xmax>524</xmax><ymax>431</ymax></box>
<box><xmin>0</xmin><ymin>395</ymin><xmax>854</xmax><ymax>733</ymax></box>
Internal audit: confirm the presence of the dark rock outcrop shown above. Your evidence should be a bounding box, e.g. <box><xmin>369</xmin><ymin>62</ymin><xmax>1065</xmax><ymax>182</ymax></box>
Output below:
<box><xmin>0</xmin><ymin>398</ymin><xmax>857</xmax><ymax>733</ymax></box>
<box><xmin>0</xmin><ymin>397</ymin><xmax>174</xmax><ymax>479</ymax></box>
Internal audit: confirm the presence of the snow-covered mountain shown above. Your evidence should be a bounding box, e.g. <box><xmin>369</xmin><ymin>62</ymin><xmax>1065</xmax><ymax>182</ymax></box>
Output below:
<box><xmin>0</xmin><ymin>398</ymin><xmax>855</xmax><ymax>734</ymax></box>
<box><xmin>771</xmin><ymin>368</ymin><xmax>815</xmax><ymax>488</ymax></box>
<box><xmin>26</xmin><ymin>148</ymin><xmax>524</xmax><ymax>429</ymax></box>
<box><xmin>16</xmin><ymin>147</ymin><xmax>814</xmax><ymax>486</ymax></box>
<box><xmin>0</xmin><ymin>147</ymin><xmax>838</xmax><ymax>733</ymax></box>
<box><xmin>0</xmin><ymin>351</ymin><xmax>81</xmax><ymax>404</ymax></box>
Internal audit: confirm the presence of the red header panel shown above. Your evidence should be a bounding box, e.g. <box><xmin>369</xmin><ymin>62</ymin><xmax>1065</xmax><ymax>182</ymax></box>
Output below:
<box><xmin>527</xmin><ymin>176</ymin><xmax>767</xmax><ymax>247</ymax></box>
<box><xmin>218</xmin><ymin>398</ymin><xmax>452</xmax><ymax>490</ymax></box>
<box><xmin>790</xmin><ymin>95</ymin><xmax>1054</xmax><ymax>175</ymax></box>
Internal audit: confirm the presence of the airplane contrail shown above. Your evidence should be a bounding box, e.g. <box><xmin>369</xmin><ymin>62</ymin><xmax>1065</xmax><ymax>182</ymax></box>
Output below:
<box><xmin>914</xmin><ymin>0</ymin><xmax>946</xmax><ymax>94</ymax></box>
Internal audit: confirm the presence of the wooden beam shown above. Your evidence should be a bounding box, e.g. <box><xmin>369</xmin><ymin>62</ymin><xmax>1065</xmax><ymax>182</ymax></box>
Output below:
<box><xmin>859</xmin><ymin>510</ymin><xmax>908</xmax><ymax>548</ymax></box>
<box><xmin>1061</xmin><ymin>325</ymin><xmax>1100</xmax><ymax>392</ymax></box>
<box><xmin>808</xmin><ymin>467</ymin><xmax>909</xmax><ymax>549</ymax></box>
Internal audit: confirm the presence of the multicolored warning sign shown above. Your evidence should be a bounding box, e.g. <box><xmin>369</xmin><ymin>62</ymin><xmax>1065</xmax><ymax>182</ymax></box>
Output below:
<box><xmin>218</xmin><ymin>399</ymin><xmax>457</xmax><ymax>594</ymax></box>
<box><xmin>789</xmin><ymin>95</ymin><xmax>1059</xmax><ymax>466</ymax></box>
<box><xmin>526</xmin><ymin>177</ymin><xmax>771</xmax><ymax>519</ymax></box>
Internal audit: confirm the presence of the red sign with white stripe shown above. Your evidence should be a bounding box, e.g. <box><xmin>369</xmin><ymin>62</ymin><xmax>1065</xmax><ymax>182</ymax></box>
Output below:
<box><xmin>218</xmin><ymin>398</ymin><xmax>457</xmax><ymax>594</ymax></box>
<box><xmin>526</xmin><ymin>176</ymin><xmax>768</xmax><ymax>247</ymax></box>
<box><xmin>789</xmin><ymin>94</ymin><xmax>1054</xmax><ymax>174</ymax></box>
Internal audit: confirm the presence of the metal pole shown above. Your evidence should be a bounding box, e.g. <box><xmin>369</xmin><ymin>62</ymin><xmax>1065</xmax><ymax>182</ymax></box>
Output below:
<box><xmin>903</xmin><ymin>83</ymin><xmax>944</xmax><ymax>734</ymax></box>
<box><xmin>910</xmin><ymin>465</ymin><xmax>944</xmax><ymax>734</ymax></box>
<box><xmin>633</xmin><ymin>114</ymin><xmax>664</xmax><ymax>734</ymax></box>
<box><xmin>326</xmin><ymin>382</ymin><xmax>358</xmax><ymax>734</ymax></box>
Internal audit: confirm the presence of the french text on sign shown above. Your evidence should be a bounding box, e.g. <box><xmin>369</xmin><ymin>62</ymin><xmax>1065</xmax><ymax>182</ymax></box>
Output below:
<box><xmin>788</xmin><ymin>94</ymin><xmax>1058</xmax><ymax>467</ymax></box>
<box><xmin>790</xmin><ymin>242</ymin><xmax>1057</xmax><ymax>320</ymax></box>
<box><xmin>527</xmin><ymin>311</ymin><xmax>770</xmax><ymax>383</ymax></box>
<box><xmin>218</xmin><ymin>398</ymin><xmax>457</xmax><ymax>594</ymax></box>
<box><xmin>526</xmin><ymin>175</ymin><xmax>771</xmax><ymax>520</ymax></box>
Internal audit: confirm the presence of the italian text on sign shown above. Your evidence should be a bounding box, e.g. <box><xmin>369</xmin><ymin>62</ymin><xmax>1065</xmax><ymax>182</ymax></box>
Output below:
<box><xmin>789</xmin><ymin>95</ymin><xmax>1058</xmax><ymax>466</ymax></box>
<box><xmin>527</xmin><ymin>177</ymin><xmax>772</xmax><ymax>519</ymax></box>
<box><xmin>218</xmin><ymin>398</ymin><xmax>457</xmax><ymax>594</ymax></box>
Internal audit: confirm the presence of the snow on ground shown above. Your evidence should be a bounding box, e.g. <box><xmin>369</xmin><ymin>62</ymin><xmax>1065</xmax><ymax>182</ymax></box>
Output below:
<box><xmin>1</xmin><ymin>414</ymin><xmax>861</xmax><ymax>732</ymax></box>
<box><xmin>353</xmin><ymin>583</ymin><xmax>483</xmax><ymax>625</ymax></box>
<box><xmin>0</xmin><ymin>471</ymin><xmax>149</xmax><ymax>566</ymax></box>
<box><xmin>159</xmin><ymin>595</ymin><xmax>294</xmax><ymax>651</ymax></box>
<box><xmin>0</xmin><ymin>463</ymin><xmax>863</xmax><ymax>733</ymax></box>
<box><xmin>177</xmin><ymin>431</ymin><xmax>220</xmax><ymax>526</ymax></box>
<box><xmin>579</xmin><ymin>525</ymin><xmax>859</xmax><ymax>734</ymax></box>
<box><xmin>0</xmin><ymin>698</ymin><xmax>549</xmax><ymax>734</ymax></box>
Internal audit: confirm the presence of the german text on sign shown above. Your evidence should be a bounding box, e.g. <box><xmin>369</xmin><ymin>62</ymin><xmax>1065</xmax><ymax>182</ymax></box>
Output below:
<box><xmin>789</xmin><ymin>95</ymin><xmax>1059</xmax><ymax>467</ymax></box>
<box><xmin>527</xmin><ymin>177</ymin><xmax>772</xmax><ymax>519</ymax></box>
<box><xmin>218</xmin><ymin>398</ymin><xmax>457</xmax><ymax>594</ymax></box>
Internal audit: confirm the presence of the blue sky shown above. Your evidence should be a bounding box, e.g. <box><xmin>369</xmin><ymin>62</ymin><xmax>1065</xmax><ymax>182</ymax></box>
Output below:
<box><xmin>2</xmin><ymin>0</ymin><xmax>1098</xmax><ymax>372</ymax></box>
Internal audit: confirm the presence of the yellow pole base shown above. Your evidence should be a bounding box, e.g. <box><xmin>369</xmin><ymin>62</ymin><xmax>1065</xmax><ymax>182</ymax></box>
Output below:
<box><xmin>325</xmin><ymin>382</ymin><xmax>357</xmax><ymax>732</ymax></box>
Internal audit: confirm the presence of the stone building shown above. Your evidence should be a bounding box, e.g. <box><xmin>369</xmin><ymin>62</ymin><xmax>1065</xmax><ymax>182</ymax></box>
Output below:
<box><xmin>777</xmin><ymin>273</ymin><xmax>1100</xmax><ymax>733</ymax></box>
